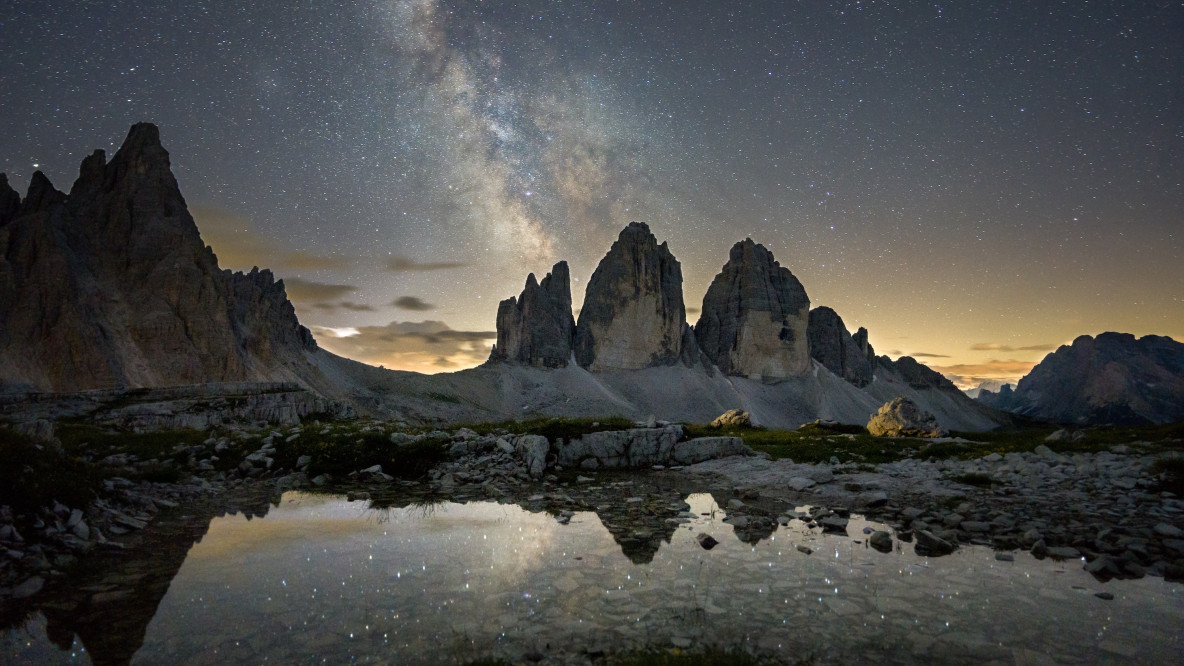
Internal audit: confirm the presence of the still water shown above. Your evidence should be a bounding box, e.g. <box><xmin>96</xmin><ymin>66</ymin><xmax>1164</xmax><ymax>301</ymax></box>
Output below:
<box><xmin>3</xmin><ymin>486</ymin><xmax>1181</xmax><ymax>664</ymax></box>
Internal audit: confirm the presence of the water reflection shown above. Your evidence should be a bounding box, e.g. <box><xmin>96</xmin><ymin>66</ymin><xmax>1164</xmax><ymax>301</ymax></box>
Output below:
<box><xmin>2</xmin><ymin>481</ymin><xmax>1181</xmax><ymax>665</ymax></box>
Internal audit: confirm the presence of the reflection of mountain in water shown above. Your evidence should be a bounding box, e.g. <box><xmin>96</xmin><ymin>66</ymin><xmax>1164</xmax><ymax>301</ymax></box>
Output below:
<box><xmin>32</xmin><ymin>489</ymin><xmax>282</xmax><ymax>666</ymax></box>
<box><xmin>11</xmin><ymin>475</ymin><xmax>774</xmax><ymax>664</ymax></box>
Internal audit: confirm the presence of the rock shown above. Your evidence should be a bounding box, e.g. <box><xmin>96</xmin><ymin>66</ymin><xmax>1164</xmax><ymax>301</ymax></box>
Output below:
<box><xmin>796</xmin><ymin>544</ymin><xmax>813</xmax><ymax>555</ymax></box>
<box><xmin>710</xmin><ymin>409</ymin><xmax>751</xmax><ymax>428</ymax></box>
<box><xmin>786</xmin><ymin>476</ymin><xmax>815</xmax><ymax>491</ymax></box>
<box><xmin>694</xmin><ymin>239</ymin><xmax>811</xmax><ymax>378</ymax></box>
<box><xmin>496</xmin><ymin>438</ymin><xmax>515</xmax><ymax>454</ymax></box>
<box><xmin>867</xmin><ymin>397</ymin><xmax>949</xmax><ymax>438</ymax></box>
<box><xmin>11</xmin><ymin>575</ymin><xmax>45</xmax><ymax>599</ymax></box>
<box><xmin>1153</xmin><ymin>523</ymin><xmax>1183</xmax><ymax>538</ymax></box>
<box><xmin>488</xmin><ymin>261</ymin><xmax>575</xmax><ymax>368</ymax></box>
<box><xmin>869</xmin><ymin>531</ymin><xmax>893</xmax><ymax>553</ymax></box>
<box><xmin>556</xmin><ymin>427</ymin><xmax>751</xmax><ymax>469</ymax></box>
<box><xmin>914</xmin><ymin>529</ymin><xmax>957</xmax><ymax>556</ymax></box>
<box><xmin>806</xmin><ymin>306</ymin><xmax>873</xmax><ymax>387</ymax></box>
<box><xmin>514</xmin><ymin>435</ymin><xmax>549</xmax><ymax>479</ymax></box>
<box><xmin>574</xmin><ymin>222</ymin><xmax>690</xmax><ymax>370</ymax></box>
<box><xmin>960</xmin><ymin>521</ymin><xmax>991</xmax><ymax>533</ymax></box>
<box><xmin>1047</xmin><ymin>546</ymin><xmax>1081</xmax><ymax>559</ymax></box>
<box><xmin>1095</xmin><ymin>591</ymin><xmax>1114</xmax><ymax>600</ymax></box>
<box><xmin>995</xmin><ymin>553</ymin><xmax>1014</xmax><ymax>562</ymax></box>
<box><xmin>697</xmin><ymin>533</ymin><xmax>719</xmax><ymax>550</ymax></box>
<box><xmin>819</xmin><ymin>515</ymin><xmax>849</xmax><ymax>533</ymax></box>
<box><xmin>859</xmin><ymin>491</ymin><xmax>889</xmax><ymax>508</ymax></box>
<box><xmin>0</xmin><ymin>123</ymin><xmax>320</xmax><ymax>392</ymax></box>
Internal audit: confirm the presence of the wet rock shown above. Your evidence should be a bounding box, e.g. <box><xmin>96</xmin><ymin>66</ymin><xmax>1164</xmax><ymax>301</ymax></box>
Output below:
<box><xmin>819</xmin><ymin>515</ymin><xmax>849</xmax><ymax>533</ymax></box>
<box><xmin>915</xmin><ymin>529</ymin><xmax>957</xmax><ymax>556</ymax></box>
<box><xmin>869</xmin><ymin>531</ymin><xmax>893</xmax><ymax>553</ymax></box>
<box><xmin>697</xmin><ymin>533</ymin><xmax>719</xmax><ymax>550</ymax></box>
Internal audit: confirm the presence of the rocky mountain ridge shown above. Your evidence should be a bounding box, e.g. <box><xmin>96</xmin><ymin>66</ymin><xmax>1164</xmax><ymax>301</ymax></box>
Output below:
<box><xmin>976</xmin><ymin>333</ymin><xmax>1184</xmax><ymax>425</ymax></box>
<box><xmin>486</xmin><ymin>222</ymin><xmax>981</xmax><ymax>428</ymax></box>
<box><xmin>0</xmin><ymin>123</ymin><xmax>320</xmax><ymax>392</ymax></box>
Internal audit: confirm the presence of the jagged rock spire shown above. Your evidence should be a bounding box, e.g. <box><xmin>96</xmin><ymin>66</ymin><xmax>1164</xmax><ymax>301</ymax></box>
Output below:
<box><xmin>574</xmin><ymin>222</ymin><xmax>689</xmax><ymax>371</ymax></box>
<box><xmin>490</xmin><ymin>261</ymin><xmax>575</xmax><ymax>368</ymax></box>
<box><xmin>694</xmin><ymin>239</ymin><xmax>810</xmax><ymax>378</ymax></box>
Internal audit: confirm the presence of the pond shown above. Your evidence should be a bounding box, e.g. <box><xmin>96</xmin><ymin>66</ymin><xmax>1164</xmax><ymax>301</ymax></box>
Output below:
<box><xmin>3</xmin><ymin>481</ymin><xmax>1181</xmax><ymax>664</ymax></box>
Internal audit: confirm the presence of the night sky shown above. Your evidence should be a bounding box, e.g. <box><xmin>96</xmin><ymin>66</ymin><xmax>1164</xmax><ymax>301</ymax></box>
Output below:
<box><xmin>2</xmin><ymin>1</ymin><xmax>1181</xmax><ymax>387</ymax></box>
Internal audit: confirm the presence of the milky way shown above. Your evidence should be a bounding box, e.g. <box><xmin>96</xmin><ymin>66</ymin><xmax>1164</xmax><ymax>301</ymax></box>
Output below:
<box><xmin>2</xmin><ymin>1</ymin><xmax>1181</xmax><ymax>383</ymax></box>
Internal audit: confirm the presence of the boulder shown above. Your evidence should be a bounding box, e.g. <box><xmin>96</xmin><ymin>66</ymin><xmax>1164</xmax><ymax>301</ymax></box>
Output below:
<box><xmin>488</xmin><ymin>261</ymin><xmax>575</xmax><ymax>368</ymax></box>
<box><xmin>710</xmin><ymin>409</ymin><xmax>751</xmax><ymax>428</ymax></box>
<box><xmin>514</xmin><ymin>434</ymin><xmax>549</xmax><ymax>479</ymax></box>
<box><xmin>574</xmin><ymin>222</ymin><xmax>690</xmax><ymax>370</ymax></box>
<box><xmin>914</xmin><ymin>529</ymin><xmax>957</xmax><ymax>556</ymax></box>
<box><xmin>694</xmin><ymin>239</ymin><xmax>811</xmax><ymax>378</ymax></box>
<box><xmin>867</xmin><ymin>397</ymin><xmax>949</xmax><ymax>437</ymax></box>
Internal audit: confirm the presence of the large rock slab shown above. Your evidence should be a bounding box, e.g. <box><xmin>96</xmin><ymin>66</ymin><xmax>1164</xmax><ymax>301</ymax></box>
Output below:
<box><xmin>489</xmin><ymin>261</ymin><xmax>575</xmax><ymax>368</ymax></box>
<box><xmin>557</xmin><ymin>426</ymin><xmax>752</xmax><ymax>468</ymax></box>
<box><xmin>574</xmin><ymin>222</ymin><xmax>690</xmax><ymax>371</ymax></box>
<box><xmin>694</xmin><ymin>239</ymin><xmax>810</xmax><ymax>378</ymax></box>
<box><xmin>867</xmin><ymin>396</ymin><xmax>949</xmax><ymax>437</ymax></box>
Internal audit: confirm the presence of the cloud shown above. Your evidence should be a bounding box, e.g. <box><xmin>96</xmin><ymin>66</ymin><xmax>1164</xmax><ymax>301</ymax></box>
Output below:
<box><xmin>385</xmin><ymin>256</ymin><xmax>469</xmax><ymax>272</ymax></box>
<box><xmin>969</xmin><ymin>342</ymin><xmax>1057</xmax><ymax>353</ymax></box>
<box><xmin>282</xmin><ymin>278</ymin><xmax>357</xmax><ymax>303</ymax></box>
<box><xmin>393</xmin><ymin>296</ymin><xmax>435</xmax><ymax>311</ymax></box>
<box><xmin>309</xmin><ymin>320</ymin><xmax>495</xmax><ymax>374</ymax></box>
<box><xmin>192</xmin><ymin>205</ymin><xmax>350</xmax><ymax>272</ymax></box>
<box><xmin>686</xmin><ymin>307</ymin><xmax>700</xmax><ymax>315</ymax></box>
<box><xmin>311</xmin><ymin>301</ymin><xmax>375</xmax><ymax>312</ymax></box>
<box><xmin>926</xmin><ymin>359</ymin><xmax>1038</xmax><ymax>389</ymax></box>
<box><xmin>909</xmin><ymin>352</ymin><xmax>950</xmax><ymax>359</ymax></box>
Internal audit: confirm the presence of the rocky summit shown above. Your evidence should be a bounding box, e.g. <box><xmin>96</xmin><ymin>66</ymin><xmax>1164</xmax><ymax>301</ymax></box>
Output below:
<box><xmin>0</xmin><ymin>123</ymin><xmax>318</xmax><ymax>392</ymax></box>
<box><xmin>489</xmin><ymin>261</ymin><xmax>575</xmax><ymax>368</ymax></box>
<box><xmin>574</xmin><ymin>222</ymin><xmax>691</xmax><ymax>371</ymax></box>
<box><xmin>695</xmin><ymin>239</ymin><xmax>811</xmax><ymax>379</ymax></box>
<box><xmin>977</xmin><ymin>332</ymin><xmax>1184</xmax><ymax>425</ymax></box>
<box><xmin>807</xmin><ymin>306</ymin><xmax>874</xmax><ymax>387</ymax></box>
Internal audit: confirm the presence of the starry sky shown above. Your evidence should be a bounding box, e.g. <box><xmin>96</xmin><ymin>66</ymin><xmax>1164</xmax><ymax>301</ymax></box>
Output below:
<box><xmin>2</xmin><ymin>1</ymin><xmax>1181</xmax><ymax>387</ymax></box>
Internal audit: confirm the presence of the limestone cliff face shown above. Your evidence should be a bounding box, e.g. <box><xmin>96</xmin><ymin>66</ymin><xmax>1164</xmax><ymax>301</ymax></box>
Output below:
<box><xmin>694</xmin><ymin>239</ymin><xmax>810</xmax><ymax>378</ymax></box>
<box><xmin>574</xmin><ymin>222</ymin><xmax>688</xmax><ymax>371</ymax></box>
<box><xmin>0</xmin><ymin>123</ymin><xmax>317</xmax><ymax>391</ymax></box>
<box><xmin>489</xmin><ymin>261</ymin><xmax>575</xmax><ymax>368</ymax></box>
<box><xmin>807</xmin><ymin>306</ymin><xmax>873</xmax><ymax>387</ymax></box>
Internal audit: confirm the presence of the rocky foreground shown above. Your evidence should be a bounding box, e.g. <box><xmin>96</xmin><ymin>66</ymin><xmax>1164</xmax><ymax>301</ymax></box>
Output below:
<box><xmin>2</xmin><ymin>419</ymin><xmax>1182</xmax><ymax>610</ymax></box>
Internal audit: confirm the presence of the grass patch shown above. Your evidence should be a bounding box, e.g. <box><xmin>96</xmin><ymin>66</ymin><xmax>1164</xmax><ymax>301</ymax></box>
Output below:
<box><xmin>273</xmin><ymin>428</ymin><xmax>449</xmax><ymax>479</ymax></box>
<box><xmin>0</xmin><ymin>427</ymin><xmax>102</xmax><ymax>515</ymax></box>
<box><xmin>456</xmin><ymin>416</ymin><xmax>637</xmax><ymax>443</ymax></box>
<box><xmin>949</xmin><ymin>472</ymin><xmax>994</xmax><ymax>487</ymax></box>
<box><xmin>683</xmin><ymin>420</ymin><xmax>1184</xmax><ymax>465</ymax></box>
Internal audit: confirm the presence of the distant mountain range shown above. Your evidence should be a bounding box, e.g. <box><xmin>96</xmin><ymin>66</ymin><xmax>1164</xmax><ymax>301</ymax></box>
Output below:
<box><xmin>8</xmin><ymin>124</ymin><xmax>1177</xmax><ymax>429</ymax></box>
<box><xmin>975</xmin><ymin>333</ymin><xmax>1184</xmax><ymax>425</ymax></box>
